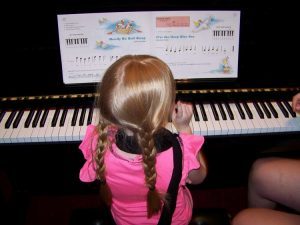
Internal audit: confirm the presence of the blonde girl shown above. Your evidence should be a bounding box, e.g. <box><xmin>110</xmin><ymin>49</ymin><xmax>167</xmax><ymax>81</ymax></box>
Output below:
<box><xmin>79</xmin><ymin>55</ymin><xmax>207</xmax><ymax>225</ymax></box>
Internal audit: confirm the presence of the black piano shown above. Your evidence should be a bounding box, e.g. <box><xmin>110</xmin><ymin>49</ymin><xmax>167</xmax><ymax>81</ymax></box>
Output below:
<box><xmin>1</xmin><ymin>0</ymin><xmax>300</xmax><ymax>224</ymax></box>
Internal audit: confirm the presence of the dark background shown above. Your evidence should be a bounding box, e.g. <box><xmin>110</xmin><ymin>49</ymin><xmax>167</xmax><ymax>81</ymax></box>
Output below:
<box><xmin>1</xmin><ymin>2</ymin><xmax>299</xmax><ymax>224</ymax></box>
<box><xmin>1</xmin><ymin>0</ymin><xmax>299</xmax><ymax>96</ymax></box>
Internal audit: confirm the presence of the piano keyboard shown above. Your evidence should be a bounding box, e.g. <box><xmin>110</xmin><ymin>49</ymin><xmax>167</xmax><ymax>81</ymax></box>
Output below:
<box><xmin>0</xmin><ymin>100</ymin><xmax>299</xmax><ymax>143</ymax></box>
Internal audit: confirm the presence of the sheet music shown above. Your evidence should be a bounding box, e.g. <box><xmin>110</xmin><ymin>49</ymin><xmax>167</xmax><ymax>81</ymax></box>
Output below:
<box><xmin>57</xmin><ymin>11</ymin><xmax>240</xmax><ymax>84</ymax></box>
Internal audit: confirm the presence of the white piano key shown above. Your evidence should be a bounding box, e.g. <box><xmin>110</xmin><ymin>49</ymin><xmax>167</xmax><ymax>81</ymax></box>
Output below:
<box><xmin>65</xmin><ymin>109</ymin><xmax>76</xmax><ymax>141</ymax></box>
<box><xmin>3</xmin><ymin>112</ymin><xmax>17</xmax><ymax>143</ymax></box>
<box><xmin>195</xmin><ymin>104</ymin><xmax>208</xmax><ymax>136</ymax></box>
<box><xmin>189</xmin><ymin>115</ymin><xmax>194</xmax><ymax>134</ymax></box>
<box><xmin>239</xmin><ymin>103</ymin><xmax>257</xmax><ymax>134</ymax></box>
<box><xmin>30</xmin><ymin>110</ymin><xmax>45</xmax><ymax>142</ymax></box>
<box><xmin>38</xmin><ymin>110</ymin><xmax>55</xmax><ymax>142</ymax></box>
<box><xmin>203</xmin><ymin>104</ymin><xmax>220</xmax><ymax>135</ymax></box>
<box><xmin>191</xmin><ymin>113</ymin><xmax>201</xmax><ymax>135</ymax></box>
<box><xmin>72</xmin><ymin>108</ymin><xmax>82</xmax><ymax>141</ymax></box>
<box><xmin>51</xmin><ymin>109</ymin><xmax>63</xmax><ymax>142</ymax></box>
<box><xmin>229</xmin><ymin>103</ymin><xmax>249</xmax><ymax>134</ymax></box>
<box><xmin>214</xmin><ymin>103</ymin><xmax>229</xmax><ymax>135</ymax></box>
<box><xmin>79</xmin><ymin>108</ymin><xmax>90</xmax><ymax>140</ymax></box>
<box><xmin>10</xmin><ymin>111</ymin><xmax>28</xmax><ymax>143</ymax></box>
<box><xmin>59</xmin><ymin>109</ymin><xmax>74</xmax><ymax>141</ymax></box>
<box><xmin>91</xmin><ymin>108</ymin><xmax>100</xmax><ymax>126</ymax></box>
<box><xmin>0</xmin><ymin>112</ymin><xmax>11</xmax><ymax>143</ymax></box>
<box><xmin>45</xmin><ymin>109</ymin><xmax>56</xmax><ymax>142</ymax></box>
<box><xmin>218</xmin><ymin>103</ymin><xmax>235</xmax><ymax>135</ymax></box>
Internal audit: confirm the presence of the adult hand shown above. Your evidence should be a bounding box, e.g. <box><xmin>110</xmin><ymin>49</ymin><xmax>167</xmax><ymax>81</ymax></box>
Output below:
<box><xmin>292</xmin><ymin>93</ymin><xmax>300</xmax><ymax>113</ymax></box>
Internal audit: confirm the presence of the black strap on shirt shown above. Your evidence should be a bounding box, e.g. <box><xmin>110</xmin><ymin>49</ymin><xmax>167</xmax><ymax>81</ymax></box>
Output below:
<box><xmin>157</xmin><ymin>133</ymin><xmax>182</xmax><ymax>225</ymax></box>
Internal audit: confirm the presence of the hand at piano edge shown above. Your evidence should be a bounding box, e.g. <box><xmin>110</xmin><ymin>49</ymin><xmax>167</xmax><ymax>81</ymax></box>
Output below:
<box><xmin>171</xmin><ymin>101</ymin><xmax>193</xmax><ymax>134</ymax></box>
<box><xmin>292</xmin><ymin>92</ymin><xmax>300</xmax><ymax>113</ymax></box>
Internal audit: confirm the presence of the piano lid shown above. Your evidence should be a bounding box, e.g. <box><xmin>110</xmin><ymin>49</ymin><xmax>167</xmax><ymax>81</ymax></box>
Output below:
<box><xmin>2</xmin><ymin>0</ymin><xmax>299</xmax><ymax>97</ymax></box>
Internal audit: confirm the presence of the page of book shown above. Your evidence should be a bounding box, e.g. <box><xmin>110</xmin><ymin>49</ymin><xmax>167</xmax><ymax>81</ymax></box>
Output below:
<box><xmin>57</xmin><ymin>11</ymin><xmax>240</xmax><ymax>84</ymax></box>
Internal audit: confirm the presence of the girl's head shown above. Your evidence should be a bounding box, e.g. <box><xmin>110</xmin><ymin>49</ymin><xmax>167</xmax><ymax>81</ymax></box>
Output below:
<box><xmin>95</xmin><ymin>55</ymin><xmax>176</xmax><ymax>217</ymax></box>
<box><xmin>97</xmin><ymin>54</ymin><xmax>175</xmax><ymax>132</ymax></box>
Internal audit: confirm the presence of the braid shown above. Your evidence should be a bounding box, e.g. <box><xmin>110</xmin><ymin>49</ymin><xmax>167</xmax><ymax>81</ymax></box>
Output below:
<box><xmin>95</xmin><ymin>122</ymin><xmax>112</xmax><ymax>206</ymax></box>
<box><xmin>138</xmin><ymin>129</ymin><xmax>163</xmax><ymax>218</ymax></box>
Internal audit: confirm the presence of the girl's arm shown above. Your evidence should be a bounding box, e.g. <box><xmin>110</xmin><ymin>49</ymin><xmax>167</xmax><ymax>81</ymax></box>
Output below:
<box><xmin>172</xmin><ymin>101</ymin><xmax>207</xmax><ymax>185</ymax></box>
<box><xmin>187</xmin><ymin>151</ymin><xmax>207</xmax><ymax>185</ymax></box>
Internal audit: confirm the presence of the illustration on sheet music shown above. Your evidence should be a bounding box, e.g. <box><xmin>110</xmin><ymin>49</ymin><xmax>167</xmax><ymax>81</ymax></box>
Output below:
<box><xmin>57</xmin><ymin>11</ymin><xmax>240</xmax><ymax>84</ymax></box>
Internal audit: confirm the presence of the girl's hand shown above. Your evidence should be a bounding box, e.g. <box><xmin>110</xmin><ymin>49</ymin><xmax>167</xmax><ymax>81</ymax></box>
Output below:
<box><xmin>172</xmin><ymin>101</ymin><xmax>193</xmax><ymax>134</ymax></box>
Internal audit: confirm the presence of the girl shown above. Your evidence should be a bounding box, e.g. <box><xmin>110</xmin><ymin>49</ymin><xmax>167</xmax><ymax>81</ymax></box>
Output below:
<box><xmin>79</xmin><ymin>55</ymin><xmax>207</xmax><ymax>225</ymax></box>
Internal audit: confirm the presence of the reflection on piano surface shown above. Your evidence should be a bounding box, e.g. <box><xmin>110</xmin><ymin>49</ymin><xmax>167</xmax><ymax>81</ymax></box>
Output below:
<box><xmin>1</xmin><ymin>87</ymin><xmax>299</xmax><ymax>144</ymax></box>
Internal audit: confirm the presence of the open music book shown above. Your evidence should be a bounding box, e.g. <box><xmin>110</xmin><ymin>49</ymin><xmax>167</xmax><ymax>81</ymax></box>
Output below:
<box><xmin>57</xmin><ymin>11</ymin><xmax>240</xmax><ymax>84</ymax></box>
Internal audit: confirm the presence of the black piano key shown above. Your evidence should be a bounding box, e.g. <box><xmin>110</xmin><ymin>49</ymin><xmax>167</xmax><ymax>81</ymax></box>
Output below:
<box><xmin>51</xmin><ymin>109</ymin><xmax>61</xmax><ymax>127</ymax></box>
<box><xmin>210</xmin><ymin>102</ymin><xmax>219</xmax><ymax>121</ymax></box>
<box><xmin>282</xmin><ymin>101</ymin><xmax>296</xmax><ymax>117</ymax></box>
<box><xmin>198</xmin><ymin>103</ymin><xmax>208</xmax><ymax>121</ymax></box>
<box><xmin>224</xmin><ymin>102</ymin><xmax>234</xmax><ymax>120</ymax></box>
<box><xmin>13</xmin><ymin>110</ymin><xmax>24</xmax><ymax>128</ymax></box>
<box><xmin>59</xmin><ymin>109</ymin><xmax>68</xmax><ymax>127</ymax></box>
<box><xmin>0</xmin><ymin>111</ymin><xmax>6</xmax><ymax>123</ymax></box>
<box><xmin>32</xmin><ymin>109</ymin><xmax>42</xmax><ymax>128</ymax></box>
<box><xmin>266</xmin><ymin>101</ymin><xmax>278</xmax><ymax>118</ymax></box>
<box><xmin>253</xmin><ymin>102</ymin><xmax>264</xmax><ymax>119</ymax></box>
<box><xmin>40</xmin><ymin>109</ymin><xmax>49</xmax><ymax>127</ymax></box>
<box><xmin>235</xmin><ymin>102</ymin><xmax>246</xmax><ymax>119</ymax></box>
<box><xmin>192</xmin><ymin>103</ymin><xmax>200</xmax><ymax>121</ymax></box>
<box><xmin>5</xmin><ymin>111</ymin><xmax>17</xmax><ymax>129</ymax></box>
<box><xmin>71</xmin><ymin>108</ymin><xmax>79</xmax><ymax>126</ymax></box>
<box><xmin>242</xmin><ymin>102</ymin><xmax>253</xmax><ymax>119</ymax></box>
<box><xmin>217</xmin><ymin>102</ymin><xmax>227</xmax><ymax>120</ymax></box>
<box><xmin>87</xmin><ymin>107</ymin><xmax>93</xmax><ymax>125</ymax></box>
<box><xmin>276</xmin><ymin>101</ymin><xmax>289</xmax><ymax>118</ymax></box>
<box><xmin>79</xmin><ymin>108</ymin><xmax>86</xmax><ymax>126</ymax></box>
<box><xmin>259</xmin><ymin>101</ymin><xmax>271</xmax><ymax>118</ymax></box>
<box><xmin>25</xmin><ymin>109</ymin><xmax>35</xmax><ymax>128</ymax></box>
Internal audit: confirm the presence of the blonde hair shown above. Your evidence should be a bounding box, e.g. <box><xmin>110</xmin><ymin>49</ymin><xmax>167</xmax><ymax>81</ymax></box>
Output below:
<box><xmin>94</xmin><ymin>55</ymin><xmax>176</xmax><ymax>217</ymax></box>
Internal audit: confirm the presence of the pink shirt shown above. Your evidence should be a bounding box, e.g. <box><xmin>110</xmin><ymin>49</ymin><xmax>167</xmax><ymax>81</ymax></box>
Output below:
<box><xmin>79</xmin><ymin>125</ymin><xmax>204</xmax><ymax>225</ymax></box>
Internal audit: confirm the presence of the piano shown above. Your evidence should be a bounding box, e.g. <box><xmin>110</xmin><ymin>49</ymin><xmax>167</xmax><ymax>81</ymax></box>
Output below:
<box><xmin>1</xmin><ymin>0</ymin><xmax>299</xmax><ymax>197</ymax></box>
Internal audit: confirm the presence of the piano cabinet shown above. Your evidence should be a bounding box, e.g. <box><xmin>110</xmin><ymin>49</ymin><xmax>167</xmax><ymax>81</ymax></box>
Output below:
<box><xmin>0</xmin><ymin>133</ymin><xmax>299</xmax><ymax>197</ymax></box>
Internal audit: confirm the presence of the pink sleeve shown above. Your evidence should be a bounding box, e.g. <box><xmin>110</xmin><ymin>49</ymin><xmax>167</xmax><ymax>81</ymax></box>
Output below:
<box><xmin>78</xmin><ymin>125</ymin><xmax>98</xmax><ymax>182</ymax></box>
<box><xmin>179</xmin><ymin>133</ymin><xmax>205</xmax><ymax>182</ymax></box>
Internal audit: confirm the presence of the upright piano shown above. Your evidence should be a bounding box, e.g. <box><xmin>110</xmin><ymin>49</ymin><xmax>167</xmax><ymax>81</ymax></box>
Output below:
<box><xmin>1</xmin><ymin>0</ymin><xmax>299</xmax><ymax>198</ymax></box>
